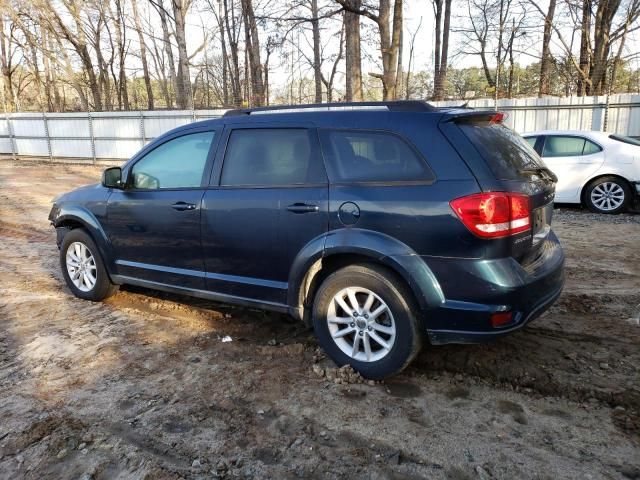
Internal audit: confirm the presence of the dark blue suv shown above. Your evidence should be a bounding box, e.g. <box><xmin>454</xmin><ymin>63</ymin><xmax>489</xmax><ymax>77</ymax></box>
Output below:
<box><xmin>49</xmin><ymin>101</ymin><xmax>564</xmax><ymax>379</ymax></box>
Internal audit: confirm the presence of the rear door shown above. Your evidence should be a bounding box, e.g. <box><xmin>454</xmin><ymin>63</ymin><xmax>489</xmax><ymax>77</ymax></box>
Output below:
<box><xmin>201</xmin><ymin>125</ymin><xmax>329</xmax><ymax>305</ymax></box>
<box><xmin>539</xmin><ymin>135</ymin><xmax>605</xmax><ymax>202</ymax></box>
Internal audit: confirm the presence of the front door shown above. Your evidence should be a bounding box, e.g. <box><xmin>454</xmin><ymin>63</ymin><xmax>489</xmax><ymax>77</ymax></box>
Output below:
<box><xmin>540</xmin><ymin>135</ymin><xmax>605</xmax><ymax>202</ymax></box>
<box><xmin>106</xmin><ymin>130</ymin><xmax>217</xmax><ymax>289</ymax></box>
<box><xmin>201</xmin><ymin>126</ymin><xmax>329</xmax><ymax>305</ymax></box>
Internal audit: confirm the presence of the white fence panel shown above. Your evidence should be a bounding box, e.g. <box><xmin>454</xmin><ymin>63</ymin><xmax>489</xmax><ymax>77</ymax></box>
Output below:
<box><xmin>0</xmin><ymin>98</ymin><xmax>638</xmax><ymax>161</ymax></box>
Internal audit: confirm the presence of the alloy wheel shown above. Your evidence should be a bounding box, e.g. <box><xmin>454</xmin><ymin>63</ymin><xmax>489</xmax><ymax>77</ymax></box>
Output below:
<box><xmin>326</xmin><ymin>287</ymin><xmax>396</xmax><ymax>362</ymax></box>
<box><xmin>590</xmin><ymin>181</ymin><xmax>625</xmax><ymax>212</ymax></box>
<box><xmin>65</xmin><ymin>241</ymin><xmax>98</xmax><ymax>292</ymax></box>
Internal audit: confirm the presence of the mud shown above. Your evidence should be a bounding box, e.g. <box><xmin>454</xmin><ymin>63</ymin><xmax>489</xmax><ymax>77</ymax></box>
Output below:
<box><xmin>0</xmin><ymin>161</ymin><xmax>638</xmax><ymax>479</ymax></box>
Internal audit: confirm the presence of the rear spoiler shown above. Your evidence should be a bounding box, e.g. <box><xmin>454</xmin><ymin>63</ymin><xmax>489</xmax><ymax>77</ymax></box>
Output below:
<box><xmin>440</xmin><ymin>110</ymin><xmax>507</xmax><ymax>124</ymax></box>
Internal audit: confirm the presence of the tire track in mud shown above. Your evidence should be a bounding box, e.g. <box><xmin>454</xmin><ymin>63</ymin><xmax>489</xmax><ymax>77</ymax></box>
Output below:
<box><xmin>1</xmin><ymin>163</ymin><xmax>639</xmax><ymax>478</ymax></box>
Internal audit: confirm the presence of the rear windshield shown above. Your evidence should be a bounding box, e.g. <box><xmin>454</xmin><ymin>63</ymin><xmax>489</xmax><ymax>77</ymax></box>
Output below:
<box><xmin>457</xmin><ymin>119</ymin><xmax>545</xmax><ymax>180</ymax></box>
<box><xmin>609</xmin><ymin>134</ymin><xmax>640</xmax><ymax>146</ymax></box>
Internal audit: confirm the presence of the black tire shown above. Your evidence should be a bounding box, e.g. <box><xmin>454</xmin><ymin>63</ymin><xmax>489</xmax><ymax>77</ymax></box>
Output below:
<box><xmin>584</xmin><ymin>176</ymin><xmax>631</xmax><ymax>214</ymax></box>
<box><xmin>312</xmin><ymin>264</ymin><xmax>422</xmax><ymax>380</ymax></box>
<box><xmin>59</xmin><ymin>228</ymin><xmax>118</xmax><ymax>301</ymax></box>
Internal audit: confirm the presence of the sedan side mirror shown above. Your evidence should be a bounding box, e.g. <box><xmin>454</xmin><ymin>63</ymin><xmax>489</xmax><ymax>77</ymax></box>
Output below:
<box><xmin>102</xmin><ymin>167</ymin><xmax>124</xmax><ymax>189</ymax></box>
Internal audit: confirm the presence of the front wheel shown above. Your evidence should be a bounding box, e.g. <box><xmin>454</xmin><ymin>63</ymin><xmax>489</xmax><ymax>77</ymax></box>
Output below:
<box><xmin>312</xmin><ymin>264</ymin><xmax>422</xmax><ymax>380</ymax></box>
<box><xmin>60</xmin><ymin>228</ymin><xmax>118</xmax><ymax>301</ymax></box>
<box><xmin>585</xmin><ymin>176</ymin><xmax>630</xmax><ymax>214</ymax></box>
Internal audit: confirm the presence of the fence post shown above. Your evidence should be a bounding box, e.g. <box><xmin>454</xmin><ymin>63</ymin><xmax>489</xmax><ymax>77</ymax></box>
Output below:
<box><xmin>88</xmin><ymin>112</ymin><xmax>96</xmax><ymax>164</ymax></box>
<box><xmin>6</xmin><ymin>113</ymin><xmax>16</xmax><ymax>161</ymax></box>
<box><xmin>139</xmin><ymin>111</ymin><xmax>146</xmax><ymax>148</ymax></box>
<box><xmin>42</xmin><ymin>112</ymin><xmax>53</xmax><ymax>161</ymax></box>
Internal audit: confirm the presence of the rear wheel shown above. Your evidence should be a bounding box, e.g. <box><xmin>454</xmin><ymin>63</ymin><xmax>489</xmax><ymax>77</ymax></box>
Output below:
<box><xmin>312</xmin><ymin>264</ymin><xmax>422</xmax><ymax>380</ymax></box>
<box><xmin>60</xmin><ymin>229</ymin><xmax>118</xmax><ymax>301</ymax></box>
<box><xmin>585</xmin><ymin>176</ymin><xmax>630</xmax><ymax>214</ymax></box>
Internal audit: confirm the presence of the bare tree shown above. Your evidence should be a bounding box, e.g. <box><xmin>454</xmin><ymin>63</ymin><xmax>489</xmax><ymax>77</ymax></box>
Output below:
<box><xmin>0</xmin><ymin>14</ymin><xmax>18</xmax><ymax>111</ymax></box>
<box><xmin>131</xmin><ymin>0</ymin><xmax>154</xmax><ymax>109</ymax></box>
<box><xmin>241</xmin><ymin>0</ymin><xmax>265</xmax><ymax>106</ymax></box>
<box><xmin>344</xmin><ymin>1</ymin><xmax>363</xmax><ymax>100</ymax></box>
<box><xmin>538</xmin><ymin>0</ymin><xmax>556</xmax><ymax>96</ymax></box>
<box><xmin>172</xmin><ymin>0</ymin><xmax>194</xmax><ymax>109</ymax></box>
<box><xmin>433</xmin><ymin>0</ymin><xmax>452</xmax><ymax>100</ymax></box>
<box><xmin>337</xmin><ymin>0</ymin><xmax>403</xmax><ymax>100</ymax></box>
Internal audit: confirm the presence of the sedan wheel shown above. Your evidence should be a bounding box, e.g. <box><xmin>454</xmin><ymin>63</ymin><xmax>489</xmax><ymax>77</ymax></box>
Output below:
<box><xmin>590</xmin><ymin>182</ymin><xmax>625</xmax><ymax>212</ymax></box>
<box><xmin>585</xmin><ymin>176</ymin><xmax>630</xmax><ymax>214</ymax></box>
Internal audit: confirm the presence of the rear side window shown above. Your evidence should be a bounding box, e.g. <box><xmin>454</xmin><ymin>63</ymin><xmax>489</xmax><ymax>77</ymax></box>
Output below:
<box><xmin>220</xmin><ymin>129</ymin><xmax>326</xmax><ymax>186</ymax></box>
<box><xmin>457</xmin><ymin>120</ymin><xmax>544</xmax><ymax>180</ymax></box>
<box><xmin>524</xmin><ymin>136</ymin><xmax>537</xmax><ymax>148</ymax></box>
<box><xmin>319</xmin><ymin>129</ymin><xmax>434</xmax><ymax>183</ymax></box>
<box><xmin>542</xmin><ymin>136</ymin><xmax>602</xmax><ymax>157</ymax></box>
<box><xmin>582</xmin><ymin>139</ymin><xmax>602</xmax><ymax>154</ymax></box>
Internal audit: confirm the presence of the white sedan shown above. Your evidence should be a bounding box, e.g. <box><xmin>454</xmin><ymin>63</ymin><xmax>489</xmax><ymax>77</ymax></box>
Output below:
<box><xmin>522</xmin><ymin>130</ymin><xmax>640</xmax><ymax>214</ymax></box>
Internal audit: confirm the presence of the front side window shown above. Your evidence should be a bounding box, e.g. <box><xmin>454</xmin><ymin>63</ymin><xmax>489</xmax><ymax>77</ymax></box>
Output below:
<box><xmin>319</xmin><ymin>129</ymin><xmax>434</xmax><ymax>183</ymax></box>
<box><xmin>524</xmin><ymin>136</ymin><xmax>538</xmax><ymax>148</ymax></box>
<box><xmin>131</xmin><ymin>131</ymin><xmax>215</xmax><ymax>189</ymax></box>
<box><xmin>542</xmin><ymin>136</ymin><xmax>601</xmax><ymax>158</ymax></box>
<box><xmin>220</xmin><ymin>128</ymin><xmax>326</xmax><ymax>186</ymax></box>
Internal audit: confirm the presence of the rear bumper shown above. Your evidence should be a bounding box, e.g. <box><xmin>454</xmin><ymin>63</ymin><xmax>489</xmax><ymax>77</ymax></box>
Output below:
<box><xmin>422</xmin><ymin>231</ymin><xmax>565</xmax><ymax>345</ymax></box>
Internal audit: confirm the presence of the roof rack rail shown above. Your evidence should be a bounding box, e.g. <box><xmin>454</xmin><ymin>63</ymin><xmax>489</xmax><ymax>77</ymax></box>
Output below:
<box><xmin>222</xmin><ymin>100</ymin><xmax>437</xmax><ymax>117</ymax></box>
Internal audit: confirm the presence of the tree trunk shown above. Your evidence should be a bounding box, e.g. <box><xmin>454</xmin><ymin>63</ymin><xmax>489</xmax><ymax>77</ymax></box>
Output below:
<box><xmin>241</xmin><ymin>0</ymin><xmax>265</xmax><ymax>106</ymax></box>
<box><xmin>578</xmin><ymin>0</ymin><xmax>592</xmax><ymax>96</ymax></box>
<box><xmin>375</xmin><ymin>0</ymin><xmax>402</xmax><ymax>100</ymax></box>
<box><xmin>223</xmin><ymin>0</ymin><xmax>242</xmax><ymax>106</ymax></box>
<box><xmin>507</xmin><ymin>20</ymin><xmax>516</xmax><ymax>98</ymax></box>
<box><xmin>217</xmin><ymin>0</ymin><xmax>229</xmax><ymax>106</ymax></box>
<box><xmin>433</xmin><ymin>0</ymin><xmax>451</xmax><ymax>100</ymax></box>
<box><xmin>588</xmin><ymin>0</ymin><xmax>622</xmax><ymax>95</ymax></box>
<box><xmin>344</xmin><ymin>3</ymin><xmax>362</xmax><ymax>101</ymax></box>
<box><xmin>311</xmin><ymin>0</ymin><xmax>323</xmax><ymax>103</ymax></box>
<box><xmin>113</xmin><ymin>0</ymin><xmax>129</xmax><ymax>110</ymax></box>
<box><xmin>433</xmin><ymin>0</ymin><xmax>442</xmax><ymax>99</ymax></box>
<box><xmin>0</xmin><ymin>16</ymin><xmax>15</xmax><ymax>112</ymax></box>
<box><xmin>157</xmin><ymin>0</ymin><xmax>178</xmax><ymax>108</ymax></box>
<box><xmin>132</xmin><ymin>0</ymin><xmax>154</xmax><ymax>109</ymax></box>
<box><xmin>172</xmin><ymin>0</ymin><xmax>194</xmax><ymax>109</ymax></box>
<box><xmin>538</xmin><ymin>0</ymin><xmax>556</xmax><ymax>96</ymax></box>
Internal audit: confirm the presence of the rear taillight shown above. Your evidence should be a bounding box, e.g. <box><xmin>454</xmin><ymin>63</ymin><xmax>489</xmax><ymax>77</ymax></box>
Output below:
<box><xmin>450</xmin><ymin>192</ymin><xmax>531</xmax><ymax>239</ymax></box>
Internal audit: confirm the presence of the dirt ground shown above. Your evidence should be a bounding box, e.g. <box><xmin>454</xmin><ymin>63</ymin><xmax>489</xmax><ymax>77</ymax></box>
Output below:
<box><xmin>0</xmin><ymin>161</ymin><xmax>638</xmax><ymax>480</ymax></box>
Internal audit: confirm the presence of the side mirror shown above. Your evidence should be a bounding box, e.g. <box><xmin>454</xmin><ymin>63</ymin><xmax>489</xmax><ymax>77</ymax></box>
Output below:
<box><xmin>102</xmin><ymin>167</ymin><xmax>123</xmax><ymax>189</ymax></box>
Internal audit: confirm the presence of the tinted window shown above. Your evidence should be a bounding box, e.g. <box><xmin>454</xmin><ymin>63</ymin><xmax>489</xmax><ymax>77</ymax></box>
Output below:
<box><xmin>542</xmin><ymin>136</ymin><xmax>601</xmax><ymax>157</ymax></box>
<box><xmin>583</xmin><ymin>139</ymin><xmax>602</xmax><ymax>154</ymax></box>
<box><xmin>524</xmin><ymin>136</ymin><xmax>537</xmax><ymax>148</ymax></box>
<box><xmin>220</xmin><ymin>129</ymin><xmax>325</xmax><ymax>186</ymax></box>
<box><xmin>609</xmin><ymin>134</ymin><xmax>640</xmax><ymax>146</ymax></box>
<box><xmin>319</xmin><ymin>130</ymin><xmax>433</xmax><ymax>183</ymax></box>
<box><xmin>131</xmin><ymin>131</ymin><xmax>214</xmax><ymax>189</ymax></box>
<box><xmin>457</xmin><ymin>120</ymin><xmax>544</xmax><ymax>180</ymax></box>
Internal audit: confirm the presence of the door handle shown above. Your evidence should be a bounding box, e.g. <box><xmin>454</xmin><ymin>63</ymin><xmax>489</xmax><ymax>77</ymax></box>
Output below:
<box><xmin>172</xmin><ymin>201</ymin><xmax>197</xmax><ymax>211</ymax></box>
<box><xmin>286</xmin><ymin>203</ymin><xmax>320</xmax><ymax>214</ymax></box>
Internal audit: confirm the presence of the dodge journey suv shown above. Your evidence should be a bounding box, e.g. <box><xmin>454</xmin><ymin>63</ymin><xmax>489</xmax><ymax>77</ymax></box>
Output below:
<box><xmin>49</xmin><ymin>101</ymin><xmax>565</xmax><ymax>379</ymax></box>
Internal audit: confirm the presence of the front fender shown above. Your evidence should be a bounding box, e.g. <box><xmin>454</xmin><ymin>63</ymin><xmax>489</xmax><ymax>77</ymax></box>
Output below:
<box><xmin>287</xmin><ymin>228</ymin><xmax>445</xmax><ymax>319</ymax></box>
<box><xmin>50</xmin><ymin>204</ymin><xmax>115</xmax><ymax>275</ymax></box>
